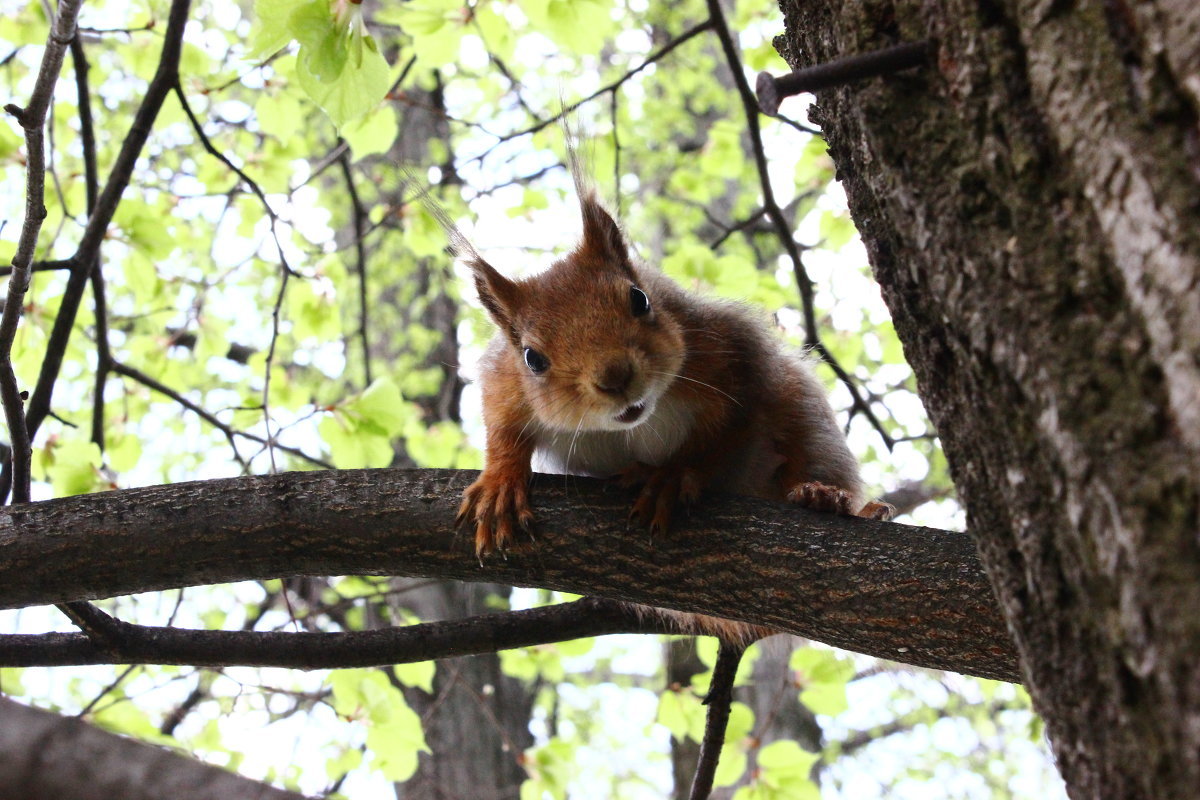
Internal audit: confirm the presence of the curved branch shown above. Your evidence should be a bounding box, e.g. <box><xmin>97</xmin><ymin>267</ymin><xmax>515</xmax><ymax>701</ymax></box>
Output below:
<box><xmin>0</xmin><ymin>597</ymin><xmax>666</xmax><ymax>669</ymax></box>
<box><xmin>1</xmin><ymin>0</ymin><xmax>195</xmax><ymax>503</ymax></box>
<box><xmin>0</xmin><ymin>468</ymin><xmax>1018</xmax><ymax>681</ymax></box>
<box><xmin>0</xmin><ymin>0</ymin><xmax>85</xmax><ymax>503</ymax></box>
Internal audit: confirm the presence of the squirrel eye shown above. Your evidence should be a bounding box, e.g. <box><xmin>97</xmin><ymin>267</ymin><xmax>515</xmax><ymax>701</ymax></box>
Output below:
<box><xmin>523</xmin><ymin>347</ymin><xmax>550</xmax><ymax>374</ymax></box>
<box><xmin>629</xmin><ymin>285</ymin><xmax>651</xmax><ymax>317</ymax></box>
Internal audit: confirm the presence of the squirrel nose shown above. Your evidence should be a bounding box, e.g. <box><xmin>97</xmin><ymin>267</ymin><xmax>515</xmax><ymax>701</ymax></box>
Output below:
<box><xmin>595</xmin><ymin>359</ymin><xmax>634</xmax><ymax>396</ymax></box>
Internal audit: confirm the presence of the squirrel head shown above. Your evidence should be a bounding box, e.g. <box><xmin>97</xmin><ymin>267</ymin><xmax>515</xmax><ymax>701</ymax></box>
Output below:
<box><xmin>467</xmin><ymin>192</ymin><xmax>686</xmax><ymax>433</ymax></box>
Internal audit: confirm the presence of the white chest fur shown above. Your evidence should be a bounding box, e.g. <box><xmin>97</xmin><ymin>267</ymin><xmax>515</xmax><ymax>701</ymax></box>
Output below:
<box><xmin>532</xmin><ymin>392</ymin><xmax>697</xmax><ymax>477</ymax></box>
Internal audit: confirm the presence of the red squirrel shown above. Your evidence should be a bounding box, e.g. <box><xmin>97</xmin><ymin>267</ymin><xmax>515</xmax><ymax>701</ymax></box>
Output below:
<box><xmin>450</xmin><ymin>164</ymin><xmax>892</xmax><ymax>641</ymax></box>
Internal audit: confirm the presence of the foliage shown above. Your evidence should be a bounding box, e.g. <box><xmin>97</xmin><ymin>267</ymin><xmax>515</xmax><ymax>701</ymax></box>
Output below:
<box><xmin>0</xmin><ymin>0</ymin><xmax>1056</xmax><ymax>797</ymax></box>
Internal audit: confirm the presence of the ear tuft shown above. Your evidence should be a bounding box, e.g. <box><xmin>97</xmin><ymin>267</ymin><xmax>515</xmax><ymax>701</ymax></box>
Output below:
<box><xmin>562</xmin><ymin>118</ymin><xmax>633</xmax><ymax>272</ymax></box>
<box><xmin>402</xmin><ymin>168</ymin><xmax>523</xmax><ymax>343</ymax></box>
<box><xmin>469</xmin><ymin>256</ymin><xmax>522</xmax><ymax>343</ymax></box>
<box><xmin>579</xmin><ymin>193</ymin><xmax>631</xmax><ymax>268</ymax></box>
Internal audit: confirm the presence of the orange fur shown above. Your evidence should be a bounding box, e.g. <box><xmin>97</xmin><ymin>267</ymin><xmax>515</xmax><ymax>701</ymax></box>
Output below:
<box><xmin>452</xmin><ymin>178</ymin><xmax>893</xmax><ymax>635</ymax></box>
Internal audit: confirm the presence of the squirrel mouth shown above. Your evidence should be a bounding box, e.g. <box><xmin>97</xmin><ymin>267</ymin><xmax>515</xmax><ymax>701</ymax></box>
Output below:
<box><xmin>615</xmin><ymin>402</ymin><xmax>646</xmax><ymax>425</ymax></box>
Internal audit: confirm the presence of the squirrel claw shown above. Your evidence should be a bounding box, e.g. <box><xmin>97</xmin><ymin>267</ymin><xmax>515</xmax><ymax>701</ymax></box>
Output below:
<box><xmin>858</xmin><ymin>500</ymin><xmax>896</xmax><ymax>521</ymax></box>
<box><xmin>786</xmin><ymin>481</ymin><xmax>856</xmax><ymax>515</ymax></box>
<box><xmin>460</xmin><ymin>471</ymin><xmax>534</xmax><ymax>558</ymax></box>
<box><xmin>623</xmin><ymin>463</ymin><xmax>703</xmax><ymax>535</ymax></box>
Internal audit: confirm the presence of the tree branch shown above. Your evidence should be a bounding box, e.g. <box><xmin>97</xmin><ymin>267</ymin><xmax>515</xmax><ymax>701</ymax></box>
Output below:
<box><xmin>1</xmin><ymin>0</ymin><xmax>195</xmax><ymax>503</ymax></box>
<box><xmin>0</xmin><ymin>596</ymin><xmax>666</xmax><ymax>669</ymax></box>
<box><xmin>704</xmin><ymin>0</ymin><xmax>894</xmax><ymax>449</ymax></box>
<box><xmin>0</xmin><ymin>697</ymin><xmax>314</xmax><ymax>800</ymax></box>
<box><xmin>0</xmin><ymin>468</ymin><xmax>1018</xmax><ymax>681</ymax></box>
<box><xmin>0</xmin><ymin>0</ymin><xmax>85</xmax><ymax>503</ymax></box>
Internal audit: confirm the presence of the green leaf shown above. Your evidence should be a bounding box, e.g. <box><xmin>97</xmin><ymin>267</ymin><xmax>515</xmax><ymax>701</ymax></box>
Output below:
<box><xmin>403</xmin><ymin>419</ymin><xmax>465</xmax><ymax>468</ymax></box>
<box><xmin>107</xmin><ymin>431</ymin><xmax>142</xmax><ymax>473</ymax></box>
<box><xmin>523</xmin><ymin>0</ymin><xmax>614</xmax><ymax>55</ymax></box>
<box><xmin>249</xmin><ymin>0</ymin><xmax>296</xmax><ymax>57</ymax></box>
<box><xmin>255</xmin><ymin>89</ymin><xmax>305</xmax><ymax>141</ymax></box>
<box><xmin>288</xmin><ymin>1</ymin><xmax>391</xmax><ymax>129</ymax></box>
<box><xmin>521</xmin><ymin>739</ymin><xmax>576</xmax><ymax>798</ymax></box>
<box><xmin>319</xmin><ymin>414</ymin><xmax>393</xmax><ymax>468</ymax></box>
<box><xmin>789</xmin><ymin>647</ymin><xmax>854</xmax><ymax>685</ymax></box>
<box><xmin>0</xmin><ymin>121</ymin><xmax>21</xmax><ymax>160</ymax></box>
<box><xmin>799</xmin><ymin>681</ymin><xmax>849</xmax><ymax>716</ymax></box>
<box><xmin>725</xmin><ymin>702</ymin><xmax>755</xmax><ymax>741</ymax></box>
<box><xmin>342</xmin><ymin>106</ymin><xmax>399</xmax><ymax>161</ymax></box>
<box><xmin>818</xmin><ymin>209</ymin><xmax>856</xmax><ymax>251</ymax></box>
<box><xmin>713</xmin><ymin>743</ymin><xmax>748</xmax><ymax>788</ymax></box>
<box><xmin>39</xmin><ymin>438</ymin><xmax>105</xmax><ymax>497</ymax></box>
<box><xmin>286</xmin><ymin>278</ymin><xmax>341</xmax><ymax>341</ymax></box>
<box><xmin>790</xmin><ymin>648</ymin><xmax>854</xmax><ymax>717</ymax></box>
<box><xmin>355</xmin><ymin>377</ymin><xmax>409</xmax><ymax>436</ymax></box>
<box><xmin>794</xmin><ymin>136</ymin><xmax>834</xmax><ymax>189</ymax></box>
<box><xmin>329</xmin><ymin>670</ymin><xmax>430</xmax><ymax>782</ymax></box>
<box><xmin>0</xmin><ymin>668</ymin><xmax>24</xmax><ymax>695</ymax></box>
<box><xmin>393</xmin><ymin>660</ymin><xmax>436</xmax><ymax>694</ymax></box>
<box><xmin>656</xmin><ymin>688</ymin><xmax>706</xmax><ymax>742</ymax></box>
<box><xmin>756</xmin><ymin>740</ymin><xmax>820</xmax><ymax>788</ymax></box>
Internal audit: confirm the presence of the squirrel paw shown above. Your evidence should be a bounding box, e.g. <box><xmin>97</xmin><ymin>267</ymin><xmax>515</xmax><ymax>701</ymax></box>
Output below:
<box><xmin>857</xmin><ymin>500</ymin><xmax>896</xmax><ymax>521</ymax></box>
<box><xmin>618</xmin><ymin>462</ymin><xmax>703</xmax><ymax>536</ymax></box>
<box><xmin>457</xmin><ymin>472</ymin><xmax>534</xmax><ymax>558</ymax></box>
<box><xmin>786</xmin><ymin>481</ymin><xmax>856</xmax><ymax>515</ymax></box>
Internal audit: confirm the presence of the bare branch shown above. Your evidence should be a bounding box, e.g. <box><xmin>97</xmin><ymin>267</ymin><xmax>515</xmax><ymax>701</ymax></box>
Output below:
<box><xmin>703</xmin><ymin>0</ymin><xmax>894</xmax><ymax>450</ymax></box>
<box><xmin>338</xmin><ymin>148</ymin><xmax>373</xmax><ymax>387</ymax></box>
<box><xmin>0</xmin><ymin>0</ymin><xmax>85</xmax><ymax>503</ymax></box>
<box><xmin>0</xmin><ymin>597</ymin><xmax>666</xmax><ymax>669</ymax></box>
<box><xmin>0</xmin><ymin>468</ymin><xmax>1019</xmax><ymax>682</ymax></box>
<box><xmin>1</xmin><ymin>0</ymin><xmax>195</xmax><ymax>503</ymax></box>
<box><xmin>464</xmin><ymin>19</ymin><xmax>715</xmax><ymax>167</ymax></box>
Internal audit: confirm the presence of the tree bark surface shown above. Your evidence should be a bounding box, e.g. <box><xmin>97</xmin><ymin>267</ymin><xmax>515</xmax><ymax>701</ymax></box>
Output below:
<box><xmin>0</xmin><ymin>697</ymin><xmax>311</xmax><ymax>800</ymax></box>
<box><xmin>775</xmin><ymin>2</ymin><xmax>1200</xmax><ymax>798</ymax></box>
<box><xmin>0</xmin><ymin>468</ymin><xmax>1016</xmax><ymax>681</ymax></box>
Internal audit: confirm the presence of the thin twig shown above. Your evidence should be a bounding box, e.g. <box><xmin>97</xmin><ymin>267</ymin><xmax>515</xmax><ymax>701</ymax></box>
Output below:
<box><xmin>689</xmin><ymin>641</ymin><xmax>746</xmax><ymax>800</ymax></box>
<box><xmin>109</xmin><ymin>359</ymin><xmax>331</xmax><ymax>469</ymax></box>
<box><xmin>465</xmin><ymin>19</ymin><xmax>714</xmax><ymax>167</ymax></box>
<box><xmin>338</xmin><ymin>148</ymin><xmax>373</xmax><ymax>387</ymax></box>
<box><xmin>261</xmin><ymin>268</ymin><xmax>290</xmax><ymax>473</ymax></box>
<box><xmin>0</xmin><ymin>0</ymin><xmax>196</xmax><ymax>503</ymax></box>
<box><xmin>68</xmin><ymin>35</ymin><xmax>108</xmax><ymax>452</ymax></box>
<box><xmin>0</xmin><ymin>259</ymin><xmax>75</xmax><ymax>276</ymax></box>
<box><xmin>0</xmin><ymin>0</ymin><xmax>85</xmax><ymax>504</ymax></box>
<box><xmin>704</xmin><ymin>0</ymin><xmax>894</xmax><ymax>450</ymax></box>
<box><xmin>172</xmin><ymin>80</ymin><xmax>294</xmax><ymax>277</ymax></box>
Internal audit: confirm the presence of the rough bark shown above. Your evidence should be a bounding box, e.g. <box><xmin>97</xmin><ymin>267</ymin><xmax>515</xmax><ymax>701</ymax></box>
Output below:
<box><xmin>393</xmin><ymin>581</ymin><xmax>534</xmax><ymax>800</ymax></box>
<box><xmin>775</xmin><ymin>2</ymin><xmax>1200</xmax><ymax>798</ymax></box>
<box><xmin>0</xmin><ymin>468</ymin><xmax>1017</xmax><ymax>681</ymax></box>
<box><xmin>0</xmin><ymin>697</ymin><xmax>311</xmax><ymax>800</ymax></box>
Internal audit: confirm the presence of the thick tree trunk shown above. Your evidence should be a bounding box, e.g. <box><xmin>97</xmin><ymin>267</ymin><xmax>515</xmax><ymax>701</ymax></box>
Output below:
<box><xmin>775</xmin><ymin>2</ymin><xmax>1200</xmax><ymax>798</ymax></box>
<box><xmin>0</xmin><ymin>698</ymin><xmax>310</xmax><ymax>800</ymax></box>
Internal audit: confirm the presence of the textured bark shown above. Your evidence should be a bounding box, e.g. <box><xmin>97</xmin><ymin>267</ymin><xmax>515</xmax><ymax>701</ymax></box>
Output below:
<box><xmin>393</xmin><ymin>581</ymin><xmax>534</xmax><ymax>800</ymax></box>
<box><xmin>0</xmin><ymin>468</ymin><xmax>1017</xmax><ymax>681</ymax></box>
<box><xmin>775</xmin><ymin>2</ymin><xmax>1200</xmax><ymax>798</ymax></box>
<box><xmin>0</xmin><ymin>697</ymin><xmax>310</xmax><ymax>800</ymax></box>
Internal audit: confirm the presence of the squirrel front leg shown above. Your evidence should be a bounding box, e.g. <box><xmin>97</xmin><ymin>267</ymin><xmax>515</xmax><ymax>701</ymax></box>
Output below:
<box><xmin>622</xmin><ymin>408</ymin><xmax>749</xmax><ymax>535</ymax></box>
<box><xmin>457</xmin><ymin>418</ymin><xmax>536</xmax><ymax>558</ymax></box>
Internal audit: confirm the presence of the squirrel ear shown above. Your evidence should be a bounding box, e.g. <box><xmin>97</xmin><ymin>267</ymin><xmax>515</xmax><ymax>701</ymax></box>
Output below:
<box><xmin>579</xmin><ymin>194</ymin><xmax>632</xmax><ymax>270</ymax></box>
<box><xmin>468</xmin><ymin>256</ymin><xmax>523</xmax><ymax>342</ymax></box>
<box><xmin>406</xmin><ymin>174</ymin><xmax>524</xmax><ymax>342</ymax></box>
